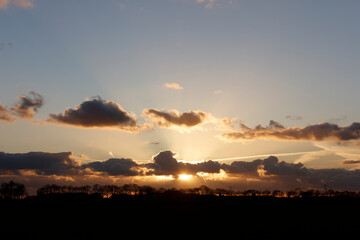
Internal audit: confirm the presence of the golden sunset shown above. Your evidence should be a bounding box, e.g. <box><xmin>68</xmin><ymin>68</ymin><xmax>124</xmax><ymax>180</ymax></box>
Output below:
<box><xmin>1</xmin><ymin>0</ymin><xmax>360</xmax><ymax>239</ymax></box>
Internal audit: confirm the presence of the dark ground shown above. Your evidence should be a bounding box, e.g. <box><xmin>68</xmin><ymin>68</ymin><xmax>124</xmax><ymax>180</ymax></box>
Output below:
<box><xmin>1</xmin><ymin>194</ymin><xmax>359</xmax><ymax>239</ymax></box>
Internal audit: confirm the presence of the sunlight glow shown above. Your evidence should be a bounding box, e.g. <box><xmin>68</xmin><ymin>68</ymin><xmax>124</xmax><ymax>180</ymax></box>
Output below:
<box><xmin>178</xmin><ymin>174</ymin><xmax>193</xmax><ymax>181</ymax></box>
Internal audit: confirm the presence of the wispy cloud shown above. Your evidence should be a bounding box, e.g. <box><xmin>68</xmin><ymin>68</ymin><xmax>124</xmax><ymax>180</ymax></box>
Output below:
<box><xmin>0</xmin><ymin>90</ymin><xmax>43</xmax><ymax>122</ymax></box>
<box><xmin>163</xmin><ymin>83</ymin><xmax>183</xmax><ymax>90</ymax></box>
<box><xmin>12</xmin><ymin>90</ymin><xmax>43</xmax><ymax>119</ymax></box>
<box><xmin>0</xmin><ymin>0</ymin><xmax>34</xmax><ymax>9</ymax></box>
<box><xmin>196</xmin><ymin>0</ymin><xmax>216</xmax><ymax>8</ymax></box>
<box><xmin>219</xmin><ymin>121</ymin><xmax>360</xmax><ymax>142</ymax></box>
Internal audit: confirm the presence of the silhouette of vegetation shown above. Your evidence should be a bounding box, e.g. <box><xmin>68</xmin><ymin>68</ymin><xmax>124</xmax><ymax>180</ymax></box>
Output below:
<box><xmin>1</xmin><ymin>180</ymin><xmax>360</xmax><ymax>200</ymax></box>
<box><xmin>1</xmin><ymin>180</ymin><xmax>360</xmax><ymax>239</ymax></box>
<box><xmin>0</xmin><ymin>181</ymin><xmax>27</xmax><ymax>199</ymax></box>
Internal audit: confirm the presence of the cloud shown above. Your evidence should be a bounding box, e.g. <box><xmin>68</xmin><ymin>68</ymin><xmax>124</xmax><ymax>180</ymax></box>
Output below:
<box><xmin>83</xmin><ymin>158</ymin><xmax>140</xmax><ymax>176</ymax></box>
<box><xmin>221</xmin><ymin>156</ymin><xmax>360</xmax><ymax>190</ymax></box>
<box><xmin>285</xmin><ymin>115</ymin><xmax>302</xmax><ymax>121</ymax></box>
<box><xmin>146</xmin><ymin>151</ymin><xmax>180</xmax><ymax>175</ymax></box>
<box><xmin>145</xmin><ymin>150</ymin><xmax>221</xmax><ymax>176</ymax></box>
<box><xmin>11</xmin><ymin>91</ymin><xmax>43</xmax><ymax>119</ymax></box>
<box><xmin>0</xmin><ymin>103</ymin><xmax>15</xmax><ymax>122</ymax></box>
<box><xmin>219</xmin><ymin>121</ymin><xmax>360</xmax><ymax>142</ymax></box>
<box><xmin>2</xmin><ymin>150</ymin><xmax>360</xmax><ymax>191</ymax></box>
<box><xmin>196</xmin><ymin>0</ymin><xmax>215</xmax><ymax>8</ymax></box>
<box><xmin>163</xmin><ymin>83</ymin><xmax>183</xmax><ymax>90</ymax></box>
<box><xmin>342</xmin><ymin>160</ymin><xmax>360</xmax><ymax>165</ymax></box>
<box><xmin>48</xmin><ymin>97</ymin><xmax>144</xmax><ymax>132</ymax></box>
<box><xmin>0</xmin><ymin>0</ymin><xmax>34</xmax><ymax>9</ymax></box>
<box><xmin>0</xmin><ymin>151</ymin><xmax>80</xmax><ymax>176</ymax></box>
<box><xmin>143</xmin><ymin>108</ymin><xmax>211</xmax><ymax>129</ymax></box>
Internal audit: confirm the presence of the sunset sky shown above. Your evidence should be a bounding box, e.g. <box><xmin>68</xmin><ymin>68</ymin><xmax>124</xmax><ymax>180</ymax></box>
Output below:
<box><xmin>1</xmin><ymin>0</ymin><xmax>360</xmax><ymax>193</ymax></box>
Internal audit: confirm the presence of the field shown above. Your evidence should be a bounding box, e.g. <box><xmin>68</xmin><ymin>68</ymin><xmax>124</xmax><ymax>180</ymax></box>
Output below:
<box><xmin>1</xmin><ymin>194</ymin><xmax>359</xmax><ymax>239</ymax></box>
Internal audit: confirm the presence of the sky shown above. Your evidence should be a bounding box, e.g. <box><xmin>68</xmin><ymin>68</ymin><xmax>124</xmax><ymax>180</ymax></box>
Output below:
<box><xmin>1</xmin><ymin>0</ymin><xmax>360</xmax><ymax>193</ymax></box>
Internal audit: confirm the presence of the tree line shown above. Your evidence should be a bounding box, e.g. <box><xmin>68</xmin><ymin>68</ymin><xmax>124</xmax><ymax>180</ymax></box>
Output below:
<box><xmin>1</xmin><ymin>180</ymin><xmax>360</xmax><ymax>199</ymax></box>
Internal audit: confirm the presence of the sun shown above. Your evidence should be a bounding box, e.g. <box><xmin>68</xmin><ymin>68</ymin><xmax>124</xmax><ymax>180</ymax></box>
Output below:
<box><xmin>178</xmin><ymin>174</ymin><xmax>193</xmax><ymax>181</ymax></box>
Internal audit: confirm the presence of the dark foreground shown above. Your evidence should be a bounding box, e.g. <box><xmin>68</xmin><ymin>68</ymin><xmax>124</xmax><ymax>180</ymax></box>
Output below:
<box><xmin>1</xmin><ymin>194</ymin><xmax>359</xmax><ymax>239</ymax></box>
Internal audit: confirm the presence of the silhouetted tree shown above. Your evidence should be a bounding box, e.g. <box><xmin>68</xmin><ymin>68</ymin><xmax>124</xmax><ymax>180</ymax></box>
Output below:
<box><xmin>199</xmin><ymin>185</ymin><xmax>213</xmax><ymax>195</ymax></box>
<box><xmin>0</xmin><ymin>181</ymin><xmax>27</xmax><ymax>199</ymax></box>
<box><xmin>300</xmin><ymin>189</ymin><xmax>320</xmax><ymax>198</ymax></box>
<box><xmin>261</xmin><ymin>190</ymin><xmax>271</xmax><ymax>196</ymax></box>
<box><xmin>139</xmin><ymin>185</ymin><xmax>155</xmax><ymax>195</ymax></box>
<box><xmin>287</xmin><ymin>190</ymin><xmax>298</xmax><ymax>198</ymax></box>
<box><xmin>272</xmin><ymin>190</ymin><xmax>284</xmax><ymax>198</ymax></box>
<box><xmin>243</xmin><ymin>190</ymin><xmax>259</xmax><ymax>197</ymax></box>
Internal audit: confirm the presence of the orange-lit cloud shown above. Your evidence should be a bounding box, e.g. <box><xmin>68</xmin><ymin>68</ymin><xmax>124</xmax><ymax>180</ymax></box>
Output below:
<box><xmin>0</xmin><ymin>103</ymin><xmax>15</xmax><ymax>122</ymax></box>
<box><xmin>219</xmin><ymin>121</ymin><xmax>360</xmax><ymax>142</ymax></box>
<box><xmin>0</xmin><ymin>0</ymin><xmax>34</xmax><ymax>9</ymax></box>
<box><xmin>163</xmin><ymin>83</ymin><xmax>183</xmax><ymax>90</ymax></box>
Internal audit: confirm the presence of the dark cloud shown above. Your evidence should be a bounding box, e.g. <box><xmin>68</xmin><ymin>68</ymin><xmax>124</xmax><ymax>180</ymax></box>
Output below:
<box><xmin>186</xmin><ymin>160</ymin><xmax>222</xmax><ymax>174</ymax></box>
<box><xmin>146</xmin><ymin>151</ymin><xmax>180</xmax><ymax>175</ymax></box>
<box><xmin>48</xmin><ymin>97</ymin><xmax>142</xmax><ymax>132</ymax></box>
<box><xmin>220</xmin><ymin>156</ymin><xmax>305</xmax><ymax>177</ymax></box>
<box><xmin>342</xmin><ymin>160</ymin><xmax>360</xmax><ymax>165</ymax></box>
<box><xmin>144</xmin><ymin>151</ymin><xmax>221</xmax><ymax>176</ymax></box>
<box><xmin>220</xmin><ymin>121</ymin><xmax>360</xmax><ymax>142</ymax></box>
<box><xmin>222</xmin><ymin>159</ymin><xmax>263</xmax><ymax>175</ymax></box>
<box><xmin>143</xmin><ymin>108</ymin><xmax>210</xmax><ymax>128</ymax></box>
<box><xmin>83</xmin><ymin>158</ymin><xmax>139</xmax><ymax>176</ymax></box>
<box><xmin>11</xmin><ymin>91</ymin><xmax>43</xmax><ymax>119</ymax></box>
<box><xmin>0</xmin><ymin>103</ymin><xmax>15</xmax><ymax>122</ymax></box>
<box><xmin>0</xmin><ymin>151</ymin><xmax>80</xmax><ymax>175</ymax></box>
<box><xmin>221</xmin><ymin>156</ymin><xmax>360</xmax><ymax>190</ymax></box>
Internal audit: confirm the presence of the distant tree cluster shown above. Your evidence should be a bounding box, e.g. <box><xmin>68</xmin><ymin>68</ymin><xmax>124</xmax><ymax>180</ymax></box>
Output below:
<box><xmin>1</xmin><ymin>180</ymin><xmax>360</xmax><ymax>199</ymax></box>
<box><xmin>34</xmin><ymin>183</ymin><xmax>360</xmax><ymax>198</ymax></box>
<box><xmin>0</xmin><ymin>181</ymin><xmax>27</xmax><ymax>199</ymax></box>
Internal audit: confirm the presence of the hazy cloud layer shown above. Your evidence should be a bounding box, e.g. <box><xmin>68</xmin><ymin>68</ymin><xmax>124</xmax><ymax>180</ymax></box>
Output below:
<box><xmin>49</xmin><ymin>97</ymin><xmax>143</xmax><ymax>132</ymax></box>
<box><xmin>11</xmin><ymin>91</ymin><xmax>43</xmax><ymax>119</ymax></box>
<box><xmin>144</xmin><ymin>108</ymin><xmax>210</xmax><ymax>128</ymax></box>
<box><xmin>220</xmin><ymin>121</ymin><xmax>360</xmax><ymax>142</ymax></box>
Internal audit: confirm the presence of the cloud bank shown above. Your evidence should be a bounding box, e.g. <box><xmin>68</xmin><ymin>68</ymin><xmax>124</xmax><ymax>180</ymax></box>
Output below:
<box><xmin>220</xmin><ymin>121</ymin><xmax>360</xmax><ymax>142</ymax></box>
<box><xmin>48</xmin><ymin>97</ymin><xmax>143</xmax><ymax>132</ymax></box>
<box><xmin>2</xmin><ymin>150</ymin><xmax>360</xmax><ymax>191</ymax></box>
